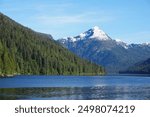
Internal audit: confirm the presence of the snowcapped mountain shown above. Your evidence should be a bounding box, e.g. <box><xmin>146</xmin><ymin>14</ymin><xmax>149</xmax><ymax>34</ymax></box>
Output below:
<box><xmin>60</xmin><ymin>26</ymin><xmax>128</xmax><ymax>49</ymax></box>
<box><xmin>58</xmin><ymin>26</ymin><xmax>150</xmax><ymax>73</ymax></box>
<box><xmin>61</xmin><ymin>26</ymin><xmax>110</xmax><ymax>42</ymax></box>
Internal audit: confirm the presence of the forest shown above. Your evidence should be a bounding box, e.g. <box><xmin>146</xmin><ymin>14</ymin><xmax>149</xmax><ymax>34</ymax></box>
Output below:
<box><xmin>0</xmin><ymin>13</ymin><xmax>105</xmax><ymax>76</ymax></box>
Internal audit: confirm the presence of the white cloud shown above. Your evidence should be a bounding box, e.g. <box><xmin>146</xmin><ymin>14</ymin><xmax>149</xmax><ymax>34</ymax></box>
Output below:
<box><xmin>35</xmin><ymin>12</ymin><xmax>116</xmax><ymax>25</ymax></box>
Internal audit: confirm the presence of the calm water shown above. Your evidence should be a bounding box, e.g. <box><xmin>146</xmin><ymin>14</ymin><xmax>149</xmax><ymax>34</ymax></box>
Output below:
<box><xmin>0</xmin><ymin>75</ymin><xmax>150</xmax><ymax>100</ymax></box>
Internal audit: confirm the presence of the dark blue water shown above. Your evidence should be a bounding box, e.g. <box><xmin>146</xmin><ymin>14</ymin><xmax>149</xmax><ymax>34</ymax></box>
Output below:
<box><xmin>0</xmin><ymin>75</ymin><xmax>150</xmax><ymax>100</ymax></box>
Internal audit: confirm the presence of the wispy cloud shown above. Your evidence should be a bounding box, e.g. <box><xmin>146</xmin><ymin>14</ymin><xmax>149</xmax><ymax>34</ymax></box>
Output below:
<box><xmin>0</xmin><ymin>0</ymin><xmax>116</xmax><ymax>25</ymax></box>
<box><xmin>35</xmin><ymin>12</ymin><xmax>116</xmax><ymax>25</ymax></box>
<box><xmin>33</xmin><ymin>2</ymin><xmax>73</xmax><ymax>14</ymax></box>
<box><xmin>0</xmin><ymin>1</ymin><xmax>72</xmax><ymax>14</ymax></box>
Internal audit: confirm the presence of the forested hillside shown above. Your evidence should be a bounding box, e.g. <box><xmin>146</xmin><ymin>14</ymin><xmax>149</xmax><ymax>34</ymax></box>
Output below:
<box><xmin>0</xmin><ymin>13</ymin><xmax>104</xmax><ymax>76</ymax></box>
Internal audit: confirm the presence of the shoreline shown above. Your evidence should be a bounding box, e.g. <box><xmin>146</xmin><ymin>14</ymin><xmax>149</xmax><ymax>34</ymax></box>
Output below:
<box><xmin>0</xmin><ymin>74</ymin><xmax>15</xmax><ymax>78</ymax></box>
<box><xmin>0</xmin><ymin>73</ymin><xmax>105</xmax><ymax>78</ymax></box>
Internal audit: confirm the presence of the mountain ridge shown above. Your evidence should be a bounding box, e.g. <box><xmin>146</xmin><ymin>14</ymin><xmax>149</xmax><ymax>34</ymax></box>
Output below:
<box><xmin>120</xmin><ymin>58</ymin><xmax>150</xmax><ymax>74</ymax></box>
<box><xmin>58</xmin><ymin>26</ymin><xmax>150</xmax><ymax>73</ymax></box>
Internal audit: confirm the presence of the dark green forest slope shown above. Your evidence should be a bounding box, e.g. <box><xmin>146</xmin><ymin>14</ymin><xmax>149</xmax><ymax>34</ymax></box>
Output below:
<box><xmin>0</xmin><ymin>13</ymin><xmax>104</xmax><ymax>76</ymax></box>
<box><xmin>120</xmin><ymin>58</ymin><xmax>150</xmax><ymax>74</ymax></box>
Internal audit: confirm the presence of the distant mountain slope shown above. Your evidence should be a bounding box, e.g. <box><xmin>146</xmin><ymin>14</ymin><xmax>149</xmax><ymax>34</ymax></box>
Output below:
<box><xmin>0</xmin><ymin>13</ymin><xmax>104</xmax><ymax>76</ymax></box>
<box><xmin>58</xmin><ymin>26</ymin><xmax>150</xmax><ymax>73</ymax></box>
<box><xmin>121</xmin><ymin>58</ymin><xmax>150</xmax><ymax>74</ymax></box>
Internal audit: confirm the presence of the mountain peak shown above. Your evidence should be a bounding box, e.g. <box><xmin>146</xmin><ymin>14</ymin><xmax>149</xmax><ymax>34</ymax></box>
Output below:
<box><xmin>61</xmin><ymin>26</ymin><xmax>111</xmax><ymax>42</ymax></box>
<box><xmin>90</xmin><ymin>26</ymin><xmax>110</xmax><ymax>40</ymax></box>
<box><xmin>92</xmin><ymin>26</ymin><xmax>100</xmax><ymax>30</ymax></box>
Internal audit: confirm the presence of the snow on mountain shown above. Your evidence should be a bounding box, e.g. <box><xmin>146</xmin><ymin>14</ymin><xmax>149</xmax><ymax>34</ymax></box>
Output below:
<box><xmin>61</xmin><ymin>26</ymin><xmax>111</xmax><ymax>42</ymax></box>
<box><xmin>60</xmin><ymin>26</ymin><xmax>130</xmax><ymax>49</ymax></box>
<box><xmin>59</xmin><ymin>26</ymin><xmax>150</xmax><ymax>50</ymax></box>
<box><xmin>115</xmin><ymin>39</ymin><xmax>129</xmax><ymax>49</ymax></box>
<box><xmin>142</xmin><ymin>43</ymin><xmax>150</xmax><ymax>46</ymax></box>
<box><xmin>90</xmin><ymin>26</ymin><xmax>110</xmax><ymax>40</ymax></box>
<box><xmin>115</xmin><ymin>39</ymin><xmax>122</xmax><ymax>42</ymax></box>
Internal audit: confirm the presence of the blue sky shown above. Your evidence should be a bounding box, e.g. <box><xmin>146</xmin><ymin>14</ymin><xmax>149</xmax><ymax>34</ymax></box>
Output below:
<box><xmin>0</xmin><ymin>0</ymin><xmax>150</xmax><ymax>43</ymax></box>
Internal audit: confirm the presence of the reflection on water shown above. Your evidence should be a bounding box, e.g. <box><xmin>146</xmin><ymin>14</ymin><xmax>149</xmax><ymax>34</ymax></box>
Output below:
<box><xmin>0</xmin><ymin>75</ymin><xmax>150</xmax><ymax>100</ymax></box>
<box><xmin>0</xmin><ymin>86</ymin><xmax>150</xmax><ymax>100</ymax></box>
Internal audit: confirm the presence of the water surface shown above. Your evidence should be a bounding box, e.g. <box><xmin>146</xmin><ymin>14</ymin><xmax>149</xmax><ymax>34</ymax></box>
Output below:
<box><xmin>0</xmin><ymin>75</ymin><xmax>150</xmax><ymax>100</ymax></box>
